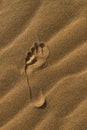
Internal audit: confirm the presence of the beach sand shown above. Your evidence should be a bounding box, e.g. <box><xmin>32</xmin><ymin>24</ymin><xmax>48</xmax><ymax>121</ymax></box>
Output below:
<box><xmin>0</xmin><ymin>0</ymin><xmax>87</xmax><ymax>130</ymax></box>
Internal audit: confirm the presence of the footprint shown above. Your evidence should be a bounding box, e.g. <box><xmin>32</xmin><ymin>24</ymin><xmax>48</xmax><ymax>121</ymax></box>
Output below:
<box><xmin>25</xmin><ymin>43</ymin><xmax>49</xmax><ymax>108</ymax></box>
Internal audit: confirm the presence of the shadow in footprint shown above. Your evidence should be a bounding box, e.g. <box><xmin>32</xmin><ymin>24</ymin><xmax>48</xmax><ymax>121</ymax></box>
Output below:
<box><xmin>37</xmin><ymin>99</ymin><xmax>47</xmax><ymax>109</ymax></box>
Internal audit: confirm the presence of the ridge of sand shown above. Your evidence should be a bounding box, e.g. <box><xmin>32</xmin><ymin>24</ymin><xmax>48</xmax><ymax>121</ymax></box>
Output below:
<box><xmin>0</xmin><ymin>0</ymin><xmax>87</xmax><ymax>130</ymax></box>
<box><xmin>0</xmin><ymin>70</ymin><xmax>87</xmax><ymax>130</ymax></box>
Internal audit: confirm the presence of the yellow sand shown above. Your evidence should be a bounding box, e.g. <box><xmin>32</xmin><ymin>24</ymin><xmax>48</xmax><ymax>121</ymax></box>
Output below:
<box><xmin>0</xmin><ymin>0</ymin><xmax>87</xmax><ymax>130</ymax></box>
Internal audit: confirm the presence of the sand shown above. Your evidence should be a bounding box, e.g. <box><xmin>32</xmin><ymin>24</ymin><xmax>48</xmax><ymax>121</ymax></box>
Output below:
<box><xmin>0</xmin><ymin>0</ymin><xmax>87</xmax><ymax>130</ymax></box>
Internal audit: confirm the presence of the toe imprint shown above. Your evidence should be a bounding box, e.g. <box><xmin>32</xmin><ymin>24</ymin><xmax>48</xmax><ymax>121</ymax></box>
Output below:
<box><xmin>25</xmin><ymin>43</ymin><xmax>49</xmax><ymax>68</ymax></box>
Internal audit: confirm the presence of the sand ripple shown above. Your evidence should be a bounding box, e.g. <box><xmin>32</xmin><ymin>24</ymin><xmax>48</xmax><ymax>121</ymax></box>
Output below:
<box><xmin>0</xmin><ymin>0</ymin><xmax>87</xmax><ymax>130</ymax></box>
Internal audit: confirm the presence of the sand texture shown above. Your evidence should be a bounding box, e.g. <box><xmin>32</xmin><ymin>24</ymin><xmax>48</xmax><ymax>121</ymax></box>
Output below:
<box><xmin>0</xmin><ymin>0</ymin><xmax>87</xmax><ymax>130</ymax></box>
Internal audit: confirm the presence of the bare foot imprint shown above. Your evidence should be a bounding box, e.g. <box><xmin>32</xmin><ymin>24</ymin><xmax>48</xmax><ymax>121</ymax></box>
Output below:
<box><xmin>25</xmin><ymin>43</ymin><xmax>49</xmax><ymax>108</ymax></box>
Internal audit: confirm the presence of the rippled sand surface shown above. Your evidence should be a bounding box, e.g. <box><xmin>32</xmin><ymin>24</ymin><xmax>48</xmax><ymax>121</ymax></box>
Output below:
<box><xmin>0</xmin><ymin>0</ymin><xmax>87</xmax><ymax>130</ymax></box>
